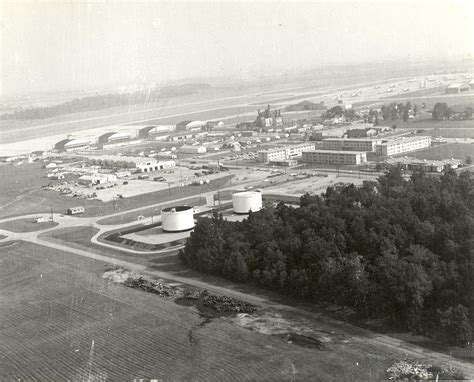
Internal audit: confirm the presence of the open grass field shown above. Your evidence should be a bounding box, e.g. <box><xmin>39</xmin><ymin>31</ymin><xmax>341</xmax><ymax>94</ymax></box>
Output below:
<box><xmin>44</xmin><ymin>225</ymin><xmax>100</xmax><ymax>247</ymax></box>
<box><xmin>40</xmin><ymin>226</ymin><xmax>161</xmax><ymax>264</ymax></box>
<box><xmin>96</xmin><ymin>196</ymin><xmax>206</xmax><ymax>225</ymax></box>
<box><xmin>0</xmin><ymin>218</ymin><xmax>58</xmax><ymax>233</ymax></box>
<box><xmin>0</xmin><ymin>162</ymin><xmax>104</xmax><ymax>219</ymax></box>
<box><xmin>0</xmin><ymin>240</ymin><xmax>411</xmax><ymax>381</ymax></box>
<box><xmin>410</xmin><ymin>143</ymin><xmax>474</xmax><ymax>161</ymax></box>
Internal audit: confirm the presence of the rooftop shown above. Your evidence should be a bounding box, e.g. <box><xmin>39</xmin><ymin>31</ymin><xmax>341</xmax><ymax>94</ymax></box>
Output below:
<box><xmin>377</xmin><ymin>136</ymin><xmax>431</xmax><ymax>146</ymax></box>
<box><xmin>304</xmin><ymin>150</ymin><xmax>367</xmax><ymax>155</ymax></box>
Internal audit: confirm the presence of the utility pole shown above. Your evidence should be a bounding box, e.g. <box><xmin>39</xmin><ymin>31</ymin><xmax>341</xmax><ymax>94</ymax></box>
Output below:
<box><xmin>50</xmin><ymin>207</ymin><xmax>54</xmax><ymax>222</ymax></box>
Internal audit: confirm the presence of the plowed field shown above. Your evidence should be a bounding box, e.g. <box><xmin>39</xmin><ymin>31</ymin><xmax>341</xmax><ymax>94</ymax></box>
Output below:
<box><xmin>0</xmin><ymin>241</ymin><xmax>405</xmax><ymax>381</ymax></box>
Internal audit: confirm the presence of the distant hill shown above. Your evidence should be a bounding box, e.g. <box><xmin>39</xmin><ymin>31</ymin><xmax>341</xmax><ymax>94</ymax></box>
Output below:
<box><xmin>1</xmin><ymin>83</ymin><xmax>211</xmax><ymax>120</ymax></box>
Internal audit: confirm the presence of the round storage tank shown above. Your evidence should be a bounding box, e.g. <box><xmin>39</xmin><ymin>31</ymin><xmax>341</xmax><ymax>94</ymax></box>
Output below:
<box><xmin>232</xmin><ymin>191</ymin><xmax>263</xmax><ymax>214</ymax></box>
<box><xmin>161</xmin><ymin>205</ymin><xmax>195</xmax><ymax>232</ymax></box>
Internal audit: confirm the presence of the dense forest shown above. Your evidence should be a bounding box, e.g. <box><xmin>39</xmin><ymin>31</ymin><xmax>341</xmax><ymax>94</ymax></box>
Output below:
<box><xmin>1</xmin><ymin>83</ymin><xmax>211</xmax><ymax>120</ymax></box>
<box><xmin>180</xmin><ymin>169</ymin><xmax>474</xmax><ymax>346</ymax></box>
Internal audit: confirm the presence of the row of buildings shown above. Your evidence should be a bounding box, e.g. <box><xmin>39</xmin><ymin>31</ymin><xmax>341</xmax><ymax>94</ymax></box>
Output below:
<box><xmin>53</xmin><ymin>120</ymin><xmax>218</xmax><ymax>153</ymax></box>
<box><xmin>257</xmin><ymin>136</ymin><xmax>432</xmax><ymax>165</ymax></box>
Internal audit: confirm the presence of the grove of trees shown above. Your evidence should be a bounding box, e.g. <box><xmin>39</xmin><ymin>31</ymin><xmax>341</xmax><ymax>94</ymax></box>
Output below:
<box><xmin>380</xmin><ymin>101</ymin><xmax>415</xmax><ymax>122</ymax></box>
<box><xmin>180</xmin><ymin>169</ymin><xmax>473</xmax><ymax>346</ymax></box>
<box><xmin>432</xmin><ymin>103</ymin><xmax>473</xmax><ymax>121</ymax></box>
<box><xmin>2</xmin><ymin>83</ymin><xmax>211</xmax><ymax>120</ymax></box>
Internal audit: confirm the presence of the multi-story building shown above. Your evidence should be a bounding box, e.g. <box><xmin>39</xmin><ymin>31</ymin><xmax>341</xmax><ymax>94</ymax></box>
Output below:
<box><xmin>301</xmin><ymin>150</ymin><xmax>367</xmax><ymax>165</ymax></box>
<box><xmin>375</xmin><ymin>136</ymin><xmax>431</xmax><ymax>156</ymax></box>
<box><xmin>321</xmin><ymin>138</ymin><xmax>381</xmax><ymax>152</ymax></box>
<box><xmin>257</xmin><ymin>143</ymin><xmax>315</xmax><ymax>163</ymax></box>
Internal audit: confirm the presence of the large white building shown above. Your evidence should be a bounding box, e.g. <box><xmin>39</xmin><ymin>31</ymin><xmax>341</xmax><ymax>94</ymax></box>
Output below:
<box><xmin>301</xmin><ymin>150</ymin><xmax>368</xmax><ymax>165</ymax></box>
<box><xmin>321</xmin><ymin>138</ymin><xmax>381</xmax><ymax>152</ymax></box>
<box><xmin>257</xmin><ymin>143</ymin><xmax>315</xmax><ymax>163</ymax></box>
<box><xmin>63</xmin><ymin>139</ymin><xmax>91</xmax><ymax>152</ymax></box>
<box><xmin>375</xmin><ymin>136</ymin><xmax>431</xmax><ymax>156</ymax></box>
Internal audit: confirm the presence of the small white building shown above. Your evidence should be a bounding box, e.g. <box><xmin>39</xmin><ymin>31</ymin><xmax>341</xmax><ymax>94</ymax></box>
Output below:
<box><xmin>179</xmin><ymin>145</ymin><xmax>207</xmax><ymax>154</ymax></box>
<box><xmin>136</xmin><ymin>160</ymin><xmax>175</xmax><ymax>173</ymax></box>
<box><xmin>67</xmin><ymin>206</ymin><xmax>85</xmax><ymax>215</ymax></box>
<box><xmin>78</xmin><ymin>173</ymin><xmax>118</xmax><ymax>186</ymax></box>
<box><xmin>115</xmin><ymin>171</ymin><xmax>131</xmax><ymax>178</ymax></box>
<box><xmin>48</xmin><ymin>173</ymin><xmax>65</xmax><ymax>180</ymax></box>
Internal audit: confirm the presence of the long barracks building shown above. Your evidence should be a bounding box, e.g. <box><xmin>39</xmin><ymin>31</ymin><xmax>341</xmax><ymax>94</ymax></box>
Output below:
<box><xmin>301</xmin><ymin>150</ymin><xmax>368</xmax><ymax>165</ymax></box>
<box><xmin>257</xmin><ymin>143</ymin><xmax>315</xmax><ymax>163</ymax></box>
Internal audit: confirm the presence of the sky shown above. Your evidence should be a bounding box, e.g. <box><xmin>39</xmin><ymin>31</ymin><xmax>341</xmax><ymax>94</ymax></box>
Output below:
<box><xmin>1</xmin><ymin>0</ymin><xmax>473</xmax><ymax>97</ymax></box>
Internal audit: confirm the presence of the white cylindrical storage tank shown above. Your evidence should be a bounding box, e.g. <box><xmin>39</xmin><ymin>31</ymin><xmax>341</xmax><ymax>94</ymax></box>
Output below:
<box><xmin>232</xmin><ymin>191</ymin><xmax>263</xmax><ymax>214</ymax></box>
<box><xmin>161</xmin><ymin>205</ymin><xmax>195</xmax><ymax>232</ymax></box>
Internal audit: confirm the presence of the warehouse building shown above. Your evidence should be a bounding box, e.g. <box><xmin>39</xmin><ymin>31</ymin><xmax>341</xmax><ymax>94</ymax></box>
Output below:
<box><xmin>301</xmin><ymin>150</ymin><xmax>368</xmax><ymax>165</ymax></box>
<box><xmin>97</xmin><ymin>131</ymin><xmax>142</xmax><ymax>150</ymax></box>
<box><xmin>445</xmin><ymin>83</ymin><xmax>470</xmax><ymax>94</ymax></box>
<box><xmin>321</xmin><ymin>138</ymin><xmax>381</xmax><ymax>152</ymax></box>
<box><xmin>55</xmin><ymin>138</ymin><xmax>91</xmax><ymax>152</ymax></box>
<box><xmin>78</xmin><ymin>173</ymin><xmax>118</xmax><ymax>186</ymax></box>
<box><xmin>375</xmin><ymin>136</ymin><xmax>431</xmax><ymax>156</ymax></box>
<box><xmin>257</xmin><ymin>142</ymin><xmax>315</xmax><ymax>163</ymax></box>
<box><xmin>176</xmin><ymin>120</ymin><xmax>206</xmax><ymax>131</ymax></box>
<box><xmin>385</xmin><ymin>157</ymin><xmax>462</xmax><ymax>172</ymax></box>
<box><xmin>176</xmin><ymin>120</ymin><xmax>192</xmax><ymax>131</ymax></box>
<box><xmin>138</xmin><ymin>125</ymin><xmax>175</xmax><ymax>140</ymax></box>
<box><xmin>186</xmin><ymin>121</ymin><xmax>206</xmax><ymax>131</ymax></box>
<box><xmin>169</xmin><ymin>132</ymin><xmax>193</xmax><ymax>142</ymax></box>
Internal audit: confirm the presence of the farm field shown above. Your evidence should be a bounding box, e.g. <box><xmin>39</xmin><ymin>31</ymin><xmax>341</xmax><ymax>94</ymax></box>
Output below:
<box><xmin>0</xmin><ymin>240</ymin><xmax>406</xmax><ymax>381</ymax></box>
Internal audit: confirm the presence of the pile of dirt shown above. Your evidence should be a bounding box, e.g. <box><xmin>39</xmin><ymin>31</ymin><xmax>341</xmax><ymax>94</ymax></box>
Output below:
<box><xmin>103</xmin><ymin>269</ymin><xmax>178</xmax><ymax>298</ymax></box>
<box><xmin>176</xmin><ymin>289</ymin><xmax>256</xmax><ymax>316</ymax></box>
<box><xmin>125</xmin><ymin>276</ymin><xmax>176</xmax><ymax>298</ymax></box>
<box><xmin>102</xmin><ymin>268</ymin><xmax>133</xmax><ymax>283</ymax></box>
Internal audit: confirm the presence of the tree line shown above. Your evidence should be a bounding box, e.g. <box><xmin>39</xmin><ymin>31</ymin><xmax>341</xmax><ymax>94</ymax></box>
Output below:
<box><xmin>1</xmin><ymin>83</ymin><xmax>211</xmax><ymax>120</ymax></box>
<box><xmin>432</xmin><ymin>103</ymin><xmax>473</xmax><ymax>121</ymax></box>
<box><xmin>180</xmin><ymin>169</ymin><xmax>473</xmax><ymax>346</ymax></box>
